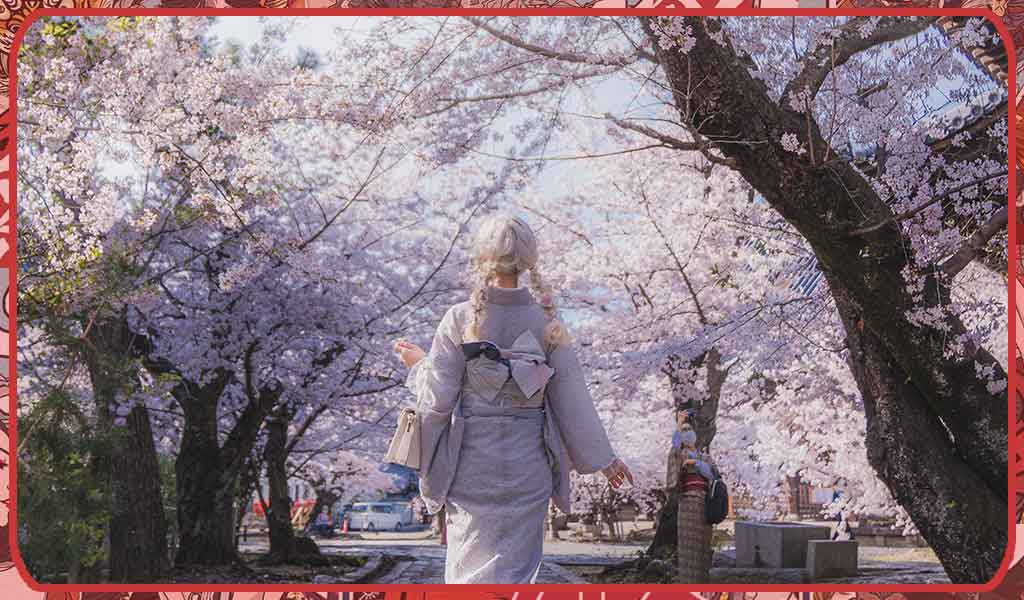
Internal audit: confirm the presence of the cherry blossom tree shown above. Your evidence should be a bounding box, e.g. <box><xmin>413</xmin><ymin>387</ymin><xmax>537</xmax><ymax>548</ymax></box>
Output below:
<box><xmin>16</xmin><ymin>15</ymin><xmax>485</xmax><ymax>570</ymax></box>
<box><xmin>17</xmin><ymin>15</ymin><xmax>1009</xmax><ymax>584</ymax></box>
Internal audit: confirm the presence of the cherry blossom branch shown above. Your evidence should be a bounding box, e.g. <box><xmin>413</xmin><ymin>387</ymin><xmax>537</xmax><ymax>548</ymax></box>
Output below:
<box><xmin>782</xmin><ymin>17</ymin><xmax>936</xmax><ymax>108</ymax></box>
<box><xmin>462</xmin><ymin>17</ymin><xmax>648</xmax><ymax>67</ymax></box>
<box><xmin>416</xmin><ymin>69</ymin><xmax>615</xmax><ymax>118</ymax></box>
<box><xmin>846</xmin><ymin>171</ymin><xmax>1006</xmax><ymax>236</ymax></box>
<box><xmin>602</xmin><ymin>113</ymin><xmax>738</xmax><ymax>168</ymax></box>
<box><xmin>938</xmin><ymin>205</ymin><xmax>1008</xmax><ymax>277</ymax></box>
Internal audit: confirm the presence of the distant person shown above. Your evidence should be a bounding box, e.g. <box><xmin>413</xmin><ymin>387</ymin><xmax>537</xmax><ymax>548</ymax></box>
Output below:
<box><xmin>394</xmin><ymin>213</ymin><xmax>634</xmax><ymax>583</ymax></box>
<box><xmin>831</xmin><ymin>490</ymin><xmax>855</xmax><ymax>541</ymax></box>
<box><xmin>313</xmin><ymin>507</ymin><xmax>333</xmax><ymax>538</ymax></box>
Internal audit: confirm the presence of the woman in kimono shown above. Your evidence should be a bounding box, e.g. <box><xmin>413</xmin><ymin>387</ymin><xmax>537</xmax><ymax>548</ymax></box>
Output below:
<box><xmin>393</xmin><ymin>213</ymin><xmax>633</xmax><ymax>583</ymax></box>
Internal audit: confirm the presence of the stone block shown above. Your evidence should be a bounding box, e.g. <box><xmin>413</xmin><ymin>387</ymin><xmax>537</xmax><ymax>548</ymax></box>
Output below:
<box><xmin>806</xmin><ymin>539</ymin><xmax>858</xmax><ymax>580</ymax></box>
<box><xmin>735</xmin><ymin>521</ymin><xmax>832</xmax><ymax>568</ymax></box>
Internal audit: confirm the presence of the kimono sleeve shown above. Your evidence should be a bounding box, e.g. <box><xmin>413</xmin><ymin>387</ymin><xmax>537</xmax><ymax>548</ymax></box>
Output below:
<box><xmin>694</xmin><ymin>457</ymin><xmax>715</xmax><ymax>481</ymax></box>
<box><xmin>693</xmin><ymin>451</ymin><xmax>716</xmax><ymax>481</ymax></box>
<box><xmin>546</xmin><ymin>340</ymin><xmax>617</xmax><ymax>474</ymax></box>
<box><xmin>406</xmin><ymin>306</ymin><xmax>466</xmax><ymax>415</ymax></box>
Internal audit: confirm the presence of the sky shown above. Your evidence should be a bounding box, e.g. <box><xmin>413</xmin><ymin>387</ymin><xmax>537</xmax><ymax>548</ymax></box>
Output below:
<box><xmin>210</xmin><ymin>15</ymin><xmax>372</xmax><ymax>60</ymax></box>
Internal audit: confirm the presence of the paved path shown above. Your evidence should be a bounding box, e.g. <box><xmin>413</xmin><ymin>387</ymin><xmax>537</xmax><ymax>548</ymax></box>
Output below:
<box><xmin>239</xmin><ymin>529</ymin><xmax>948</xmax><ymax>584</ymax></box>
<box><xmin>239</xmin><ymin>535</ymin><xmax>644</xmax><ymax>583</ymax></box>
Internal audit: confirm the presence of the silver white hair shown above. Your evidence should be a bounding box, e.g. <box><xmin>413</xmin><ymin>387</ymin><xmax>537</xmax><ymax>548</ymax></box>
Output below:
<box><xmin>464</xmin><ymin>212</ymin><xmax>570</xmax><ymax>347</ymax></box>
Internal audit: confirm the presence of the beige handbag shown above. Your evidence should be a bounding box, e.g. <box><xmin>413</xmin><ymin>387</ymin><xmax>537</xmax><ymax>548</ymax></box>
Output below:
<box><xmin>384</xmin><ymin>407</ymin><xmax>421</xmax><ymax>469</ymax></box>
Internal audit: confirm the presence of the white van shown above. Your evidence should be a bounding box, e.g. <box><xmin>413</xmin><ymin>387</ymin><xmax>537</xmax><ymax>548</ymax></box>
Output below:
<box><xmin>346</xmin><ymin>501</ymin><xmax>413</xmax><ymax>531</ymax></box>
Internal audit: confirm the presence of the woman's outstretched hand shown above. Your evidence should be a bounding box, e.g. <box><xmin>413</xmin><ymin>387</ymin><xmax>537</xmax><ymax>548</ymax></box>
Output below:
<box><xmin>394</xmin><ymin>339</ymin><xmax>426</xmax><ymax>368</ymax></box>
<box><xmin>601</xmin><ymin>458</ymin><xmax>635</xmax><ymax>490</ymax></box>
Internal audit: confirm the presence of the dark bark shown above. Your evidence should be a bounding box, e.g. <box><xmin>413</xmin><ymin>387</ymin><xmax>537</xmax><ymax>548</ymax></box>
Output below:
<box><xmin>108</xmin><ymin>406</ymin><xmax>168</xmax><ymax>582</ymax></box>
<box><xmin>642</xmin><ymin>16</ymin><xmax>1007</xmax><ymax>582</ymax></box>
<box><xmin>81</xmin><ymin>313</ymin><xmax>168</xmax><ymax>582</ymax></box>
<box><xmin>840</xmin><ymin>291</ymin><xmax>1007</xmax><ymax>582</ymax></box>
<box><xmin>172</xmin><ymin>372</ymin><xmax>280</xmax><ymax>566</ymax></box>
<box><xmin>263</xmin><ymin>408</ymin><xmax>322</xmax><ymax>564</ymax></box>
<box><xmin>172</xmin><ymin>375</ymin><xmax>237</xmax><ymax>566</ymax></box>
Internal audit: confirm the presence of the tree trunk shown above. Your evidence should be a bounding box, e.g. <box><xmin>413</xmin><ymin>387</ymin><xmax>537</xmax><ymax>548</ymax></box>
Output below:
<box><xmin>840</xmin><ymin>294</ymin><xmax>1007</xmax><ymax>582</ymax></box>
<box><xmin>81</xmin><ymin>313</ymin><xmax>168</xmax><ymax>581</ymax></box>
<box><xmin>172</xmin><ymin>372</ymin><xmax>281</xmax><ymax>566</ymax></box>
<box><xmin>643</xmin><ymin>16</ymin><xmax>1007</xmax><ymax>582</ymax></box>
<box><xmin>263</xmin><ymin>409</ymin><xmax>321</xmax><ymax>564</ymax></box>
<box><xmin>648</xmin><ymin>350</ymin><xmax>727</xmax><ymax>558</ymax></box>
<box><xmin>174</xmin><ymin>386</ymin><xmax>237</xmax><ymax>566</ymax></box>
<box><xmin>108</xmin><ymin>406</ymin><xmax>168</xmax><ymax>582</ymax></box>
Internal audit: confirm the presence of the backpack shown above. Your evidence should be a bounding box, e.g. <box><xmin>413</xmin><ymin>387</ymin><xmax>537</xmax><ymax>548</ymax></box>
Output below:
<box><xmin>705</xmin><ymin>463</ymin><xmax>729</xmax><ymax>525</ymax></box>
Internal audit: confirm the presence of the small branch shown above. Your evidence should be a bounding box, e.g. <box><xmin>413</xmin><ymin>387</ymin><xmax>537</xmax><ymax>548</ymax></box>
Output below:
<box><xmin>938</xmin><ymin>205</ymin><xmax>1007</xmax><ymax>277</ymax></box>
<box><xmin>603</xmin><ymin>113</ymin><xmax>737</xmax><ymax>168</ymax></box>
<box><xmin>846</xmin><ymin>172</ymin><xmax>1005</xmax><ymax>237</ymax></box>
<box><xmin>463</xmin><ymin>17</ymin><xmax>646</xmax><ymax>68</ymax></box>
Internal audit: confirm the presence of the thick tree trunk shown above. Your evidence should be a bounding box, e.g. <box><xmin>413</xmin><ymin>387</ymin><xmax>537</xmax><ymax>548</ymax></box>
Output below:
<box><xmin>108</xmin><ymin>406</ymin><xmax>168</xmax><ymax>582</ymax></box>
<box><xmin>643</xmin><ymin>16</ymin><xmax>1007</xmax><ymax>582</ymax></box>
<box><xmin>263</xmin><ymin>409</ymin><xmax>321</xmax><ymax>564</ymax></box>
<box><xmin>174</xmin><ymin>387</ymin><xmax>237</xmax><ymax>566</ymax></box>
<box><xmin>82</xmin><ymin>314</ymin><xmax>168</xmax><ymax>582</ymax></box>
<box><xmin>839</xmin><ymin>292</ymin><xmax>1007</xmax><ymax>582</ymax></box>
<box><xmin>172</xmin><ymin>372</ymin><xmax>281</xmax><ymax>566</ymax></box>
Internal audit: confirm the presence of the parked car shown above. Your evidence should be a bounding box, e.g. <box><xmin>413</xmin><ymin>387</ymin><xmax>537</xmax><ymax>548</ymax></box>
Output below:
<box><xmin>345</xmin><ymin>501</ymin><xmax>414</xmax><ymax>531</ymax></box>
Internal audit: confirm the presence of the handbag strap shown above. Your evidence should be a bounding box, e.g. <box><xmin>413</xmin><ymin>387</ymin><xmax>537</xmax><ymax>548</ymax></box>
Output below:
<box><xmin>452</xmin><ymin>344</ymin><xmax>469</xmax><ymax>424</ymax></box>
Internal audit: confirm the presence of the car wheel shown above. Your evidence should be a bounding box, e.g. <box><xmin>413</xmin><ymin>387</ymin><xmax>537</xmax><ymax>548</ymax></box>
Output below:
<box><xmin>367</xmin><ymin>522</ymin><xmax>376</xmax><ymax>532</ymax></box>
<box><xmin>394</xmin><ymin>523</ymin><xmax>403</xmax><ymax>532</ymax></box>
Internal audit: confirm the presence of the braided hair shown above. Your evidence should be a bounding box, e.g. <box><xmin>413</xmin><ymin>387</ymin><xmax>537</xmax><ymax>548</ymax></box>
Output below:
<box><xmin>464</xmin><ymin>213</ymin><xmax>570</xmax><ymax>347</ymax></box>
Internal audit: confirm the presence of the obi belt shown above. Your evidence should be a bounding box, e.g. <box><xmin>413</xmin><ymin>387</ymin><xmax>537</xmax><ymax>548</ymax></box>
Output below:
<box><xmin>415</xmin><ymin>329</ymin><xmax>574</xmax><ymax>515</ymax></box>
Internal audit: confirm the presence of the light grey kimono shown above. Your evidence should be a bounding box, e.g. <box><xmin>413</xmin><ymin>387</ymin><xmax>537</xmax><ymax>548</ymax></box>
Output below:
<box><xmin>405</xmin><ymin>286</ymin><xmax>618</xmax><ymax>583</ymax></box>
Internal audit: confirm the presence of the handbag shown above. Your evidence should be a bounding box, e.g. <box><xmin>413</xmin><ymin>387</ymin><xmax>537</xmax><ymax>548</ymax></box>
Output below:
<box><xmin>384</xmin><ymin>406</ymin><xmax>421</xmax><ymax>469</ymax></box>
<box><xmin>704</xmin><ymin>462</ymin><xmax>729</xmax><ymax>525</ymax></box>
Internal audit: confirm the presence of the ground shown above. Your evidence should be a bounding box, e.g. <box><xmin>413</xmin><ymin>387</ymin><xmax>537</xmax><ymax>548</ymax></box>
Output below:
<box><xmin>155</xmin><ymin>552</ymin><xmax>369</xmax><ymax>584</ymax></box>
<box><xmin>233</xmin><ymin>519</ymin><xmax>949</xmax><ymax>584</ymax></box>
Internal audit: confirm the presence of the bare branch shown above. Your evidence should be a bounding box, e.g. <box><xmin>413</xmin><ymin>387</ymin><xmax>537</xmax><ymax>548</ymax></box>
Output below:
<box><xmin>602</xmin><ymin>113</ymin><xmax>737</xmax><ymax>168</ymax></box>
<box><xmin>939</xmin><ymin>206</ymin><xmax>1007</xmax><ymax>277</ymax></box>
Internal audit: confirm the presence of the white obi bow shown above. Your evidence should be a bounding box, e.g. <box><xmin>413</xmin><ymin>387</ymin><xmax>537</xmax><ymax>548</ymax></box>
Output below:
<box><xmin>414</xmin><ymin>327</ymin><xmax>573</xmax><ymax>516</ymax></box>
<box><xmin>465</xmin><ymin>330</ymin><xmax>556</xmax><ymax>401</ymax></box>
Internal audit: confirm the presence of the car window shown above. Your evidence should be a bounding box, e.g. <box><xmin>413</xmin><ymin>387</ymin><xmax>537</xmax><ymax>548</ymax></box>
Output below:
<box><xmin>371</xmin><ymin>505</ymin><xmax>393</xmax><ymax>513</ymax></box>
<box><xmin>349</xmin><ymin>505</ymin><xmax>368</xmax><ymax>512</ymax></box>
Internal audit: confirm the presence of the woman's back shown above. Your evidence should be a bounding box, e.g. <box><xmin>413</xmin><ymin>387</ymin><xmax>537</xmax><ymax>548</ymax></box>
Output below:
<box><xmin>460</xmin><ymin>285</ymin><xmax>548</xmax><ymax>350</ymax></box>
<box><xmin>394</xmin><ymin>212</ymin><xmax>632</xmax><ymax>584</ymax></box>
